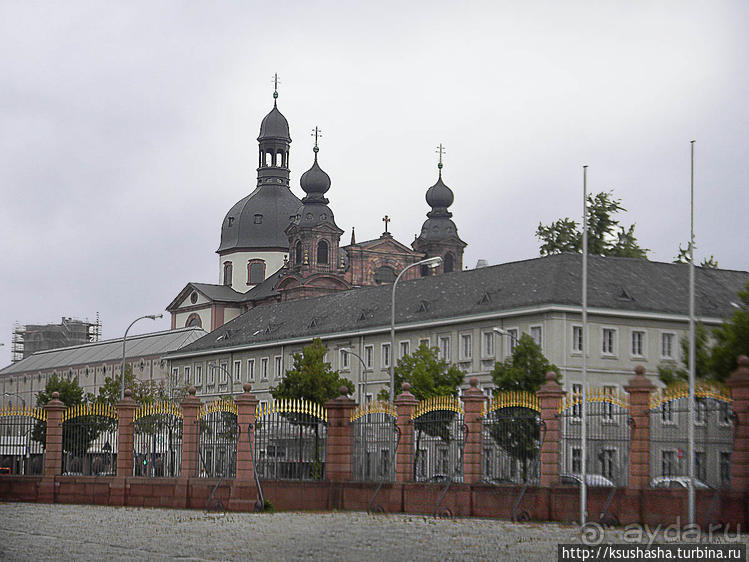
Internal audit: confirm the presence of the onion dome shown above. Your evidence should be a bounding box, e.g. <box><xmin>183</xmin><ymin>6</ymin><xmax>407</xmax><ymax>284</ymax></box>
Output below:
<box><xmin>425</xmin><ymin>175</ymin><xmax>454</xmax><ymax>216</ymax></box>
<box><xmin>300</xmin><ymin>147</ymin><xmax>331</xmax><ymax>201</ymax></box>
<box><xmin>258</xmin><ymin>90</ymin><xmax>291</xmax><ymax>142</ymax></box>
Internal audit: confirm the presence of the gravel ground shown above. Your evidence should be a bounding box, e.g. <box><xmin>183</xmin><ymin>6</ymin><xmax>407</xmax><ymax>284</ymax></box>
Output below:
<box><xmin>0</xmin><ymin>502</ymin><xmax>582</xmax><ymax>561</ymax></box>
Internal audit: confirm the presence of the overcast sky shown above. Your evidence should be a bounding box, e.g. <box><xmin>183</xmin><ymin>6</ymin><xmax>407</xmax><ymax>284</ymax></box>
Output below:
<box><xmin>1</xmin><ymin>1</ymin><xmax>747</xmax><ymax>366</ymax></box>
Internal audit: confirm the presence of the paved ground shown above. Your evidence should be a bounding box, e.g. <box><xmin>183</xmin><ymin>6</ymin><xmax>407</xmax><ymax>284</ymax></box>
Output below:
<box><xmin>0</xmin><ymin>502</ymin><xmax>582</xmax><ymax>561</ymax></box>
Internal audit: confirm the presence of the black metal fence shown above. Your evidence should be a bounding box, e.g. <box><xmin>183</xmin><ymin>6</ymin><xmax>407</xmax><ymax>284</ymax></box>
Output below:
<box><xmin>482</xmin><ymin>392</ymin><xmax>544</xmax><ymax>485</ymax></box>
<box><xmin>133</xmin><ymin>402</ymin><xmax>183</xmax><ymax>478</ymax></box>
<box><xmin>559</xmin><ymin>389</ymin><xmax>632</xmax><ymax>487</ymax></box>
<box><xmin>649</xmin><ymin>384</ymin><xmax>734</xmax><ymax>489</ymax></box>
<box><xmin>412</xmin><ymin>396</ymin><xmax>465</xmax><ymax>483</ymax></box>
<box><xmin>197</xmin><ymin>399</ymin><xmax>238</xmax><ymax>478</ymax></box>
<box><xmin>255</xmin><ymin>399</ymin><xmax>327</xmax><ymax>481</ymax></box>
<box><xmin>61</xmin><ymin>403</ymin><xmax>118</xmax><ymax>476</ymax></box>
<box><xmin>0</xmin><ymin>405</ymin><xmax>46</xmax><ymax>475</ymax></box>
<box><xmin>351</xmin><ymin>402</ymin><xmax>398</xmax><ymax>482</ymax></box>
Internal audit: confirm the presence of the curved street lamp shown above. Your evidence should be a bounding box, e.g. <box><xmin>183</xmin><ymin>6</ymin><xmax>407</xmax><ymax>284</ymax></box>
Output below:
<box><xmin>207</xmin><ymin>361</ymin><xmax>235</xmax><ymax>398</ymax></box>
<box><xmin>121</xmin><ymin>314</ymin><xmax>163</xmax><ymax>400</ymax></box>
<box><xmin>389</xmin><ymin>256</ymin><xmax>442</xmax><ymax>403</ymax></box>
<box><xmin>492</xmin><ymin>327</ymin><xmax>519</xmax><ymax>356</ymax></box>
<box><xmin>338</xmin><ymin>347</ymin><xmax>369</xmax><ymax>404</ymax></box>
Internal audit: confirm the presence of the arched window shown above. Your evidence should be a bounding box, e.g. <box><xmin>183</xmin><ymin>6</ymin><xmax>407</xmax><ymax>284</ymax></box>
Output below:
<box><xmin>223</xmin><ymin>261</ymin><xmax>233</xmax><ymax>286</ymax></box>
<box><xmin>317</xmin><ymin>240</ymin><xmax>329</xmax><ymax>265</ymax></box>
<box><xmin>248</xmin><ymin>260</ymin><xmax>266</xmax><ymax>284</ymax></box>
<box><xmin>186</xmin><ymin>313</ymin><xmax>202</xmax><ymax>328</ymax></box>
<box><xmin>374</xmin><ymin>265</ymin><xmax>397</xmax><ymax>284</ymax></box>
<box><xmin>443</xmin><ymin>253</ymin><xmax>454</xmax><ymax>273</ymax></box>
<box><xmin>295</xmin><ymin>241</ymin><xmax>303</xmax><ymax>264</ymax></box>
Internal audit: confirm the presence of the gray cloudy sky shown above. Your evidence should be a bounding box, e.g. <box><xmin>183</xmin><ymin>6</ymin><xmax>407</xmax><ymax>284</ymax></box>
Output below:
<box><xmin>1</xmin><ymin>1</ymin><xmax>747</xmax><ymax>366</ymax></box>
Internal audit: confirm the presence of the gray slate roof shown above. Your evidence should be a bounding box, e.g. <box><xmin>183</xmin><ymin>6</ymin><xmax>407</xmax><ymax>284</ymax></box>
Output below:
<box><xmin>171</xmin><ymin>254</ymin><xmax>749</xmax><ymax>356</ymax></box>
<box><xmin>0</xmin><ymin>327</ymin><xmax>206</xmax><ymax>376</ymax></box>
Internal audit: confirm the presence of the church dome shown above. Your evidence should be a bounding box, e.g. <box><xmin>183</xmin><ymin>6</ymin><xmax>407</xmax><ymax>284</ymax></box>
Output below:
<box><xmin>425</xmin><ymin>176</ymin><xmax>454</xmax><ymax>209</ymax></box>
<box><xmin>300</xmin><ymin>155</ymin><xmax>331</xmax><ymax>196</ymax></box>
<box><xmin>258</xmin><ymin>105</ymin><xmax>291</xmax><ymax>142</ymax></box>
<box><xmin>217</xmin><ymin>185</ymin><xmax>302</xmax><ymax>253</ymax></box>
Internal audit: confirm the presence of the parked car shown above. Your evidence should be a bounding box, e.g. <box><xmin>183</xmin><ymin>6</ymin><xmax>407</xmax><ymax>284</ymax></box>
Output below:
<box><xmin>650</xmin><ymin>476</ymin><xmax>711</xmax><ymax>490</ymax></box>
<box><xmin>560</xmin><ymin>472</ymin><xmax>615</xmax><ymax>487</ymax></box>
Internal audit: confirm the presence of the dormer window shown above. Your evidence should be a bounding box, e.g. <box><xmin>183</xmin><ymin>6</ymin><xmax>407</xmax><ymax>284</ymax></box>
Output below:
<box><xmin>227</xmin><ymin>217</ymin><xmax>234</xmax><ymax>227</ymax></box>
<box><xmin>254</xmin><ymin>214</ymin><xmax>263</xmax><ymax>224</ymax></box>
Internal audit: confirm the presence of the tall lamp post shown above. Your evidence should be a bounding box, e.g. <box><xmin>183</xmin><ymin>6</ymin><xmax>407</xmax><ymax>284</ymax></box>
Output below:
<box><xmin>121</xmin><ymin>314</ymin><xmax>163</xmax><ymax>400</ymax></box>
<box><xmin>208</xmin><ymin>362</ymin><xmax>235</xmax><ymax>398</ymax></box>
<box><xmin>338</xmin><ymin>347</ymin><xmax>369</xmax><ymax>404</ymax></box>
<box><xmin>389</xmin><ymin>256</ymin><xmax>442</xmax><ymax>403</ymax></box>
<box><xmin>492</xmin><ymin>327</ymin><xmax>519</xmax><ymax>356</ymax></box>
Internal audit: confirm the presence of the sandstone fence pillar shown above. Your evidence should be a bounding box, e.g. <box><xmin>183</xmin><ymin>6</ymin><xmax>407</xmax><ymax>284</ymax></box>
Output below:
<box><xmin>110</xmin><ymin>389</ymin><xmax>136</xmax><ymax>506</ymax></box>
<box><xmin>325</xmin><ymin>386</ymin><xmax>356</xmax><ymax>483</ymax></box>
<box><xmin>624</xmin><ymin>365</ymin><xmax>655</xmax><ymax>490</ymax></box>
<box><xmin>394</xmin><ymin>383</ymin><xmax>418</xmax><ymax>483</ymax></box>
<box><xmin>39</xmin><ymin>392</ymin><xmax>65</xmax><ymax>503</ymax></box>
<box><xmin>229</xmin><ymin>383</ymin><xmax>259</xmax><ymax>511</ymax></box>
<box><xmin>727</xmin><ymin>356</ymin><xmax>749</xmax><ymax>492</ymax></box>
<box><xmin>180</xmin><ymin>387</ymin><xmax>201</xmax><ymax>480</ymax></box>
<box><xmin>537</xmin><ymin>371</ymin><xmax>565</xmax><ymax>488</ymax></box>
<box><xmin>461</xmin><ymin>377</ymin><xmax>485</xmax><ymax>485</ymax></box>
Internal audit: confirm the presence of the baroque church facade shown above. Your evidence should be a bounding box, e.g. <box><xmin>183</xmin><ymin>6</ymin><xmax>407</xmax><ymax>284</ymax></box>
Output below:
<box><xmin>167</xmin><ymin>88</ymin><xmax>465</xmax><ymax>331</ymax></box>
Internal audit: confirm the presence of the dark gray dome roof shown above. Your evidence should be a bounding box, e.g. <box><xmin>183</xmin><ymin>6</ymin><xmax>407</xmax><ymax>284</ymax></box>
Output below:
<box><xmin>293</xmin><ymin>202</ymin><xmax>336</xmax><ymax>229</ymax></box>
<box><xmin>300</xmin><ymin>158</ymin><xmax>331</xmax><ymax>196</ymax></box>
<box><xmin>258</xmin><ymin>105</ymin><xmax>291</xmax><ymax>142</ymax></box>
<box><xmin>418</xmin><ymin>217</ymin><xmax>459</xmax><ymax>241</ymax></box>
<box><xmin>217</xmin><ymin>185</ymin><xmax>302</xmax><ymax>253</ymax></box>
<box><xmin>425</xmin><ymin>176</ymin><xmax>454</xmax><ymax>209</ymax></box>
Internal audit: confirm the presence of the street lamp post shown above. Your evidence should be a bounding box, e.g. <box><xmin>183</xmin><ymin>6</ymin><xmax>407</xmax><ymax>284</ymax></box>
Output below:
<box><xmin>389</xmin><ymin>256</ymin><xmax>442</xmax><ymax>404</ymax></box>
<box><xmin>121</xmin><ymin>314</ymin><xmax>163</xmax><ymax>400</ymax></box>
<box><xmin>338</xmin><ymin>347</ymin><xmax>369</xmax><ymax>404</ymax></box>
<box><xmin>208</xmin><ymin>362</ymin><xmax>234</xmax><ymax>398</ymax></box>
<box><xmin>492</xmin><ymin>327</ymin><xmax>519</xmax><ymax>356</ymax></box>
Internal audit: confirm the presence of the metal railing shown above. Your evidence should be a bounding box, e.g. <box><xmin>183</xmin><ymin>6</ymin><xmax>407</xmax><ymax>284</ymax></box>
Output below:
<box><xmin>133</xmin><ymin>401</ymin><xmax>183</xmax><ymax>478</ymax></box>
<box><xmin>0</xmin><ymin>405</ymin><xmax>46</xmax><ymax>475</ymax></box>
<box><xmin>61</xmin><ymin>403</ymin><xmax>118</xmax><ymax>476</ymax></box>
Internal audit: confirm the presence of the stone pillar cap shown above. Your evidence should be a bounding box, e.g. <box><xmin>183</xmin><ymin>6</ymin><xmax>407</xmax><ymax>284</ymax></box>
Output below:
<box><xmin>624</xmin><ymin>365</ymin><xmax>655</xmax><ymax>391</ymax></box>
<box><xmin>537</xmin><ymin>371</ymin><xmax>563</xmax><ymax>395</ymax></box>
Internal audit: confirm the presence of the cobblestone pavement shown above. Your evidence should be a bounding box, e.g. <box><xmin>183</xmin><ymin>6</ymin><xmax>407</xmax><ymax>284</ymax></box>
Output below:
<box><xmin>0</xmin><ymin>502</ymin><xmax>581</xmax><ymax>561</ymax></box>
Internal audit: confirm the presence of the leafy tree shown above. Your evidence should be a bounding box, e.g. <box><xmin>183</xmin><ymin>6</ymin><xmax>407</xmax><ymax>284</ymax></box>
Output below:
<box><xmin>32</xmin><ymin>375</ymin><xmax>93</xmax><ymax>452</ymax></box>
<box><xmin>489</xmin><ymin>335</ymin><xmax>558</xmax><ymax>482</ymax></box>
<box><xmin>657</xmin><ymin>323</ymin><xmax>713</xmax><ymax>385</ymax></box>
<box><xmin>536</xmin><ymin>191</ymin><xmax>648</xmax><ymax>258</ymax></box>
<box><xmin>378</xmin><ymin>342</ymin><xmax>464</xmax><ymax>401</ymax></box>
<box><xmin>271</xmin><ymin>338</ymin><xmax>354</xmax><ymax>404</ymax></box>
<box><xmin>673</xmin><ymin>242</ymin><xmax>718</xmax><ymax>269</ymax></box>
<box><xmin>96</xmin><ymin>365</ymin><xmax>179</xmax><ymax>406</ymax></box>
<box><xmin>709</xmin><ymin>282</ymin><xmax>749</xmax><ymax>381</ymax></box>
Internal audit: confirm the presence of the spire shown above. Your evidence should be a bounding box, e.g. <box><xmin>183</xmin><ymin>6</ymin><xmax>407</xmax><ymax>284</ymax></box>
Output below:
<box><xmin>312</xmin><ymin>126</ymin><xmax>322</xmax><ymax>161</ymax></box>
<box><xmin>436</xmin><ymin>143</ymin><xmax>445</xmax><ymax>179</ymax></box>
<box><xmin>272</xmin><ymin>73</ymin><xmax>279</xmax><ymax>107</ymax></box>
<box><xmin>350</xmin><ymin>227</ymin><xmax>356</xmax><ymax>245</ymax></box>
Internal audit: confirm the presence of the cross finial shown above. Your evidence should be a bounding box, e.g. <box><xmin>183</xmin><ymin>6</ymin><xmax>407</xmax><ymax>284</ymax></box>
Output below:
<box><xmin>382</xmin><ymin>215</ymin><xmax>390</xmax><ymax>233</ymax></box>
<box><xmin>311</xmin><ymin>126</ymin><xmax>322</xmax><ymax>158</ymax></box>
<box><xmin>436</xmin><ymin>143</ymin><xmax>446</xmax><ymax>177</ymax></box>
<box><xmin>272</xmin><ymin>73</ymin><xmax>280</xmax><ymax>103</ymax></box>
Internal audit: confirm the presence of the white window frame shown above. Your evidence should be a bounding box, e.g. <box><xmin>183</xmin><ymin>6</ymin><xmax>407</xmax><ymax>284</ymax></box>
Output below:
<box><xmin>399</xmin><ymin>340</ymin><xmax>410</xmax><ymax>359</ymax></box>
<box><xmin>459</xmin><ymin>333</ymin><xmax>472</xmax><ymax>362</ymax></box>
<box><xmin>529</xmin><ymin>325</ymin><xmax>542</xmax><ymax>347</ymax></box>
<box><xmin>381</xmin><ymin>343</ymin><xmax>391</xmax><ymax>369</ymax></box>
<box><xmin>571</xmin><ymin>446</ymin><xmax>582</xmax><ymax>473</ymax></box>
<box><xmin>481</xmin><ymin>330</ymin><xmax>494</xmax><ymax>359</ymax></box>
<box><xmin>207</xmin><ymin>364</ymin><xmax>215</xmax><ymax>385</ymax></box>
<box><xmin>661</xmin><ymin>449</ymin><xmax>679</xmax><ymax>477</ymax></box>
<box><xmin>438</xmin><ymin>336</ymin><xmax>450</xmax><ymax>362</ymax></box>
<box><xmin>505</xmin><ymin>328</ymin><xmax>519</xmax><ymax>356</ymax></box>
<box><xmin>261</xmin><ymin>357</ymin><xmax>269</xmax><ymax>381</ymax></box>
<box><xmin>660</xmin><ymin>400</ymin><xmax>677</xmax><ymax>425</ymax></box>
<box><xmin>599</xmin><ymin>446</ymin><xmax>618</xmax><ymax>480</ymax></box>
<box><xmin>601</xmin><ymin>327</ymin><xmax>618</xmax><ymax>357</ymax></box>
<box><xmin>184</xmin><ymin>366</ymin><xmax>191</xmax><ymax>386</ymax></box>
<box><xmin>274</xmin><ymin>356</ymin><xmax>282</xmax><ymax>379</ymax></box>
<box><xmin>172</xmin><ymin>368</ymin><xmax>179</xmax><ymax>387</ymax></box>
<box><xmin>339</xmin><ymin>349</ymin><xmax>350</xmax><ymax>370</ymax></box>
<box><xmin>630</xmin><ymin>330</ymin><xmax>646</xmax><ymax>358</ymax></box>
<box><xmin>571</xmin><ymin>383</ymin><xmax>583</xmax><ymax>419</ymax></box>
<box><xmin>364</xmin><ymin>345</ymin><xmax>374</xmax><ymax>369</ymax></box>
<box><xmin>219</xmin><ymin>361</ymin><xmax>229</xmax><ymax>384</ymax></box>
<box><xmin>194</xmin><ymin>364</ymin><xmax>203</xmax><ymax>387</ymax></box>
<box><xmin>602</xmin><ymin>385</ymin><xmax>617</xmax><ymax>423</ymax></box>
<box><xmin>418</xmin><ymin>337</ymin><xmax>430</xmax><ymax>349</ymax></box>
<box><xmin>247</xmin><ymin>359</ymin><xmax>255</xmax><ymax>382</ymax></box>
<box><xmin>695</xmin><ymin>399</ymin><xmax>707</xmax><ymax>425</ymax></box>
<box><xmin>233</xmin><ymin>360</ymin><xmax>241</xmax><ymax>384</ymax></box>
<box><xmin>660</xmin><ymin>331</ymin><xmax>677</xmax><ymax>360</ymax></box>
<box><xmin>571</xmin><ymin>325</ymin><xmax>584</xmax><ymax>354</ymax></box>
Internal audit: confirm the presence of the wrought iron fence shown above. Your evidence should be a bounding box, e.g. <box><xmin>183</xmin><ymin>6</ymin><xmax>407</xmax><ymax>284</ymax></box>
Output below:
<box><xmin>649</xmin><ymin>383</ymin><xmax>734</xmax><ymax>490</ymax></box>
<box><xmin>482</xmin><ymin>392</ymin><xmax>544</xmax><ymax>485</ymax></box>
<box><xmin>61</xmin><ymin>403</ymin><xmax>118</xmax><ymax>476</ymax></box>
<box><xmin>559</xmin><ymin>388</ymin><xmax>632</xmax><ymax>487</ymax></box>
<box><xmin>197</xmin><ymin>399</ymin><xmax>238</xmax><ymax>478</ymax></box>
<box><xmin>133</xmin><ymin>401</ymin><xmax>183</xmax><ymax>478</ymax></box>
<box><xmin>351</xmin><ymin>401</ymin><xmax>398</xmax><ymax>482</ymax></box>
<box><xmin>255</xmin><ymin>399</ymin><xmax>327</xmax><ymax>481</ymax></box>
<box><xmin>412</xmin><ymin>396</ymin><xmax>466</xmax><ymax>483</ymax></box>
<box><xmin>0</xmin><ymin>405</ymin><xmax>46</xmax><ymax>475</ymax></box>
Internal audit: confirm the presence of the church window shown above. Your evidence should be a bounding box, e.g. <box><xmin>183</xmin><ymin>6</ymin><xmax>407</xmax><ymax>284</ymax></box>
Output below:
<box><xmin>186</xmin><ymin>314</ymin><xmax>202</xmax><ymax>328</ymax></box>
<box><xmin>373</xmin><ymin>265</ymin><xmax>396</xmax><ymax>284</ymax></box>
<box><xmin>295</xmin><ymin>241</ymin><xmax>303</xmax><ymax>264</ymax></box>
<box><xmin>223</xmin><ymin>262</ymin><xmax>233</xmax><ymax>286</ymax></box>
<box><xmin>443</xmin><ymin>253</ymin><xmax>454</xmax><ymax>273</ymax></box>
<box><xmin>248</xmin><ymin>260</ymin><xmax>266</xmax><ymax>284</ymax></box>
<box><xmin>317</xmin><ymin>240</ymin><xmax>329</xmax><ymax>265</ymax></box>
<box><xmin>190</xmin><ymin>291</ymin><xmax>198</xmax><ymax>304</ymax></box>
<box><xmin>254</xmin><ymin>214</ymin><xmax>263</xmax><ymax>224</ymax></box>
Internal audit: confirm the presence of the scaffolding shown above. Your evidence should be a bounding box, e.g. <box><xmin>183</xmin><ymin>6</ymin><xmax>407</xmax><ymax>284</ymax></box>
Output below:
<box><xmin>11</xmin><ymin>314</ymin><xmax>101</xmax><ymax>363</ymax></box>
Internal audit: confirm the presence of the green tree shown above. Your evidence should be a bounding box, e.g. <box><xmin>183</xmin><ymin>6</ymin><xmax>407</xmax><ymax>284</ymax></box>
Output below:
<box><xmin>673</xmin><ymin>242</ymin><xmax>719</xmax><ymax>269</ymax></box>
<box><xmin>378</xmin><ymin>342</ymin><xmax>464</xmax><ymax>401</ymax></box>
<box><xmin>491</xmin><ymin>334</ymin><xmax>559</xmax><ymax>392</ymax></box>
<box><xmin>657</xmin><ymin>323</ymin><xmax>714</xmax><ymax>385</ymax></box>
<box><xmin>271</xmin><ymin>338</ymin><xmax>354</xmax><ymax>403</ymax></box>
<box><xmin>96</xmin><ymin>365</ymin><xmax>180</xmax><ymax>406</ymax></box>
<box><xmin>32</xmin><ymin>375</ymin><xmax>93</xmax><ymax>453</ymax></box>
<box><xmin>536</xmin><ymin>191</ymin><xmax>648</xmax><ymax>258</ymax></box>
<box><xmin>709</xmin><ymin>282</ymin><xmax>749</xmax><ymax>381</ymax></box>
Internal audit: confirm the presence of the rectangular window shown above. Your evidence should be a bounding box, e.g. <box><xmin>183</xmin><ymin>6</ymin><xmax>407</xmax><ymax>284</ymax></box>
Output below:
<box><xmin>219</xmin><ymin>362</ymin><xmax>229</xmax><ymax>384</ymax></box>
<box><xmin>184</xmin><ymin>366</ymin><xmax>191</xmax><ymax>385</ymax></box>
<box><xmin>506</xmin><ymin>328</ymin><xmax>519</xmax><ymax>354</ymax></box>
<box><xmin>530</xmin><ymin>325</ymin><xmax>542</xmax><ymax>347</ymax></box>
<box><xmin>481</xmin><ymin>331</ymin><xmax>494</xmax><ymax>358</ymax></box>
<box><xmin>662</xmin><ymin>450</ymin><xmax>677</xmax><ymax>477</ymax></box>
<box><xmin>381</xmin><ymin>343</ymin><xmax>391</xmax><ymax>368</ymax></box>
<box><xmin>661</xmin><ymin>401</ymin><xmax>675</xmax><ymax>424</ymax></box>
<box><xmin>719</xmin><ymin>402</ymin><xmax>731</xmax><ymax>426</ymax></box>
<box><xmin>571</xmin><ymin>447</ymin><xmax>582</xmax><ymax>473</ymax></box>
<box><xmin>599</xmin><ymin>448</ymin><xmax>616</xmax><ymax>479</ymax></box>
<box><xmin>459</xmin><ymin>334</ymin><xmax>472</xmax><ymax>361</ymax></box>
<box><xmin>208</xmin><ymin>364</ymin><xmax>215</xmax><ymax>385</ymax></box>
<box><xmin>603</xmin><ymin>385</ymin><xmax>616</xmax><ymax>421</ymax></box>
<box><xmin>364</xmin><ymin>345</ymin><xmax>374</xmax><ymax>369</ymax></box>
<box><xmin>339</xmin><ymin>349</ymin><xmax>350</xmax><ymax>370</ymax></box>
<box><xmin>720</xmin><ymin>452</ymin><xmax>731</xmax><ymax>486</ymax></box>
<box><xmin>661</xmin><ymin>332</ymin><xmax>676</xmax><ymax>359</ymax></box>
<box><xmin>274</xmin><ymin>356</ymin><xmax>282</xmax><ymax>379</ymax></box>
<box><xmin>631</xmin><ymin>330</ymin><xmax>645</xmax><ymax>357</ymax></box>
<box><xmin>438</xmin><ymin>336</ymin><xmax>450</xmax><ymax>362</ymax></box>
<box><xmin>399</xmin><ymin>340</ymin><xmax>410</xmax><ymax>359</ymax></box>
<box><xmin>602</xmin><ymin>328</ymin><xmax>616</xmax><ymax>355</ymax></box>
<box><xmin>572</xmin><ymin>383</ymin><xmax>583</xmax><ymax>418</ymax></box>
<box><xmin>419</xmin><ymin>338</ymin><xmax>430</xmax><ymax>349</ymax></box>
<box><xmin>247</xmin><ymin>359</ymin><xmax>255</xmax><ymax>382</ymax></box>
<box><xmin>172</xmin><ymin>368</ymin><xmax>179</xmax><ymax>387</ymax></box>
<box><xmin>696</xmin><ymin>399</ymin><xmax>707</xmax><ymax>424</ymax></box>
<box><xmin>195</xmin><ymin>364</ymin><xmax>203</xmax><ymax>386</ymax></box>
<box><xmin>695</xmin><ymin>451</ymin><xmax>706</xmax><ymax>481</ymax></box>
<box><xmin>233</xmin><ymin>360</ymin><xmax>241</xmax><ymax>383</ymax></box>
<box><xmin>261</xmin><ymin>358</ymin><xmax>269</xmax><ymax>380</ymax></box>
<box><xmin>572</xmin><ymin>326</ymin><xmax>584</xmax><ymax>353</ymax></box>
